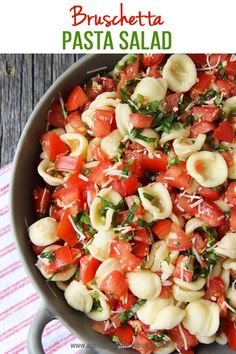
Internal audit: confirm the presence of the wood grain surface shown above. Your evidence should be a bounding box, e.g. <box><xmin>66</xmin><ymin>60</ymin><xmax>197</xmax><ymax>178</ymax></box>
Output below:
<box><xmin>0</xmin><ymin>54</ymin><xmax>84</xmax><ymax>167</ymax></box>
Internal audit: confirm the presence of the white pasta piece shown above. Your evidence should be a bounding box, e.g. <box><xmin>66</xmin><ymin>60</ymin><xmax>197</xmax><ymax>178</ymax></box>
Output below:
<box><xmin>172</xmin><ymin>284</ymin><xmax>205</xmax><ymax>303</ymax></box>
<box><xmin>185</xmin><ymin>218</ymin><xmax>205</xmax><ymax>234</ymax></box>
<box><xmin>150</xmin><ymin>306</ymin><xmax>186</xmax><ymax>330</ymax></box>
<box><xmin>86</xmin><ymin>137</ymin><xmax>102</xmax><ymax>162</ymax></box>
<box><xmin>173</xmin><ymin>134</ymin><xmax>206</xmax><ymax>160</ymax></box>
<box><xmin>215</xmin><ymin>332</ymin><xmax>228</xmax><ymax>346</ymax></box>
<box><xmin>228</xmin><ymin>151</ymin><xmax>236</xmax><ymax>179</ymax></box>
<box><xmin>221</xmin><ymin>269</ymin><xmax>230</xmax><ymax>291</ymax></box>
<box><xmin>186</xmin><ymin>151</ymin><xmax>228</xmax><ymax>188</ymax></box>
<box><xmin>183</xmin><ymin>300</ymin><xmax>220</xmax><ymax>337</ymax></box>
<box><xmin>65</xmin><ymin>123</ymin><xmax>74</xmax><ymax>133</ymax></box>
<box><xmin>153</xmin><ymin>343</ymin><xmax>175</xmax><ymax>354</ymax></box>
<box><xmin>95</xmin><ymin>258</ymin><xmax>122</xmax><ymax>287</ymax></box>
<box><xmin>222</xmin><ymin>258</ymin><xmax>236</xmax><ymax>271</ymax></box>
<box><xmin>127</xmin><ymin>270</ymin><xmax>162</xmax><ymax>299</ymax></box>
<box><xmin>37</xmin><ymin>245</ymin><xmax>77</xmax><ymax>281</ymax></box>
<box><xmin>86</xmin><ymin>295</ymin><xmax>110</xmax><ymax>321</ymax></box>
<box><xmin>38</xmin><ymin>159</ymin><xmax>65</xmax><ymax>186</ymax></box>
<box><xmin>84</xmin><ymin>161</ymin><xmax>100</xmax><ymax>169</ymax></box>
<box><xmin>64</xmin><ymin>280</ymin><xmax>93</xmax><ymax>313</ymax></box>
<box><xmin>162</xmin><ymin>54</ymin><xmax>197</xmax><ymax>92</ymax></box>
<box><xmin>56</xmin><ymin>281</ymin><xmax>68</xmax><ymax>291</ymax></box>
<box><xmin>227</xmin><ymin>287</ymin><xmax>236</xmax><ymax>308</ymax></box>
<box><xmin>28</xmin><ymin>217</ymin><xmax>59</xmax><ymax>246</ymax></box>
<box><xmin>161</xmin><ymin>260</ymin><xmax>175</xmax><ymax>281</ymax></box>
<box><xmin>215</xmin><ymin>232</ymin><xmax>236</xmax><ymax>258</ymax></box>
<box><xmin>52</xmin><ymin>128</ymin><xmax>66</xmax><ymax>136</ymax></box>
<box><xmin>113</xmin><ymin>54</ymin><xmax>138</xmax><ymax>75</ymax></box>
<box><xmin>115</xmin><ymin>103</ymin><xmax>132</xmax><ymax>137</ymax></box>
<box><xmin>145</xmin><ymin>241</ymin><xmax>169</xmax><ymax>272</ymax></box>
<box><xmin>138</xmin><ymin>183</ymin><xmax>172</xmax><ymax>221</ymax></box>
<box><xmin>185</xmin><ymin>180</ymin><xmax>200</xmax><ymax>194</ymax></box>
<box><xmin>90</xmin><ymin>188</ymin><xmax>122</xmax><ymax>231</ymax></box>
<box><xmin>132</xmin><ymin>128</ymin><xmax>159</xmax><ymax>153</ymax></box>
<box><xmin>174</xmin><ymin>277</ymin><xmax>206</xmax><ymax>291</ymax></box>
<box><xmin>169</xmin><ymin>213</ymin><xmax>183</xmax><ymax>227</ymax></box>
<box><xmin>87</xmin><ymin>229</ymin><xmax>115</xmax><ymax>262</ymax></box>
<box><xmin>196</xmin><ymin>335</ymin><xmax>216</xmax><ymax>344</ymax></box>
<box><xmin>101</xmin><ymin>129</ymin><xmax>123</xmax><ymax>158</ymax></box>
<box><xmin>137</xmin><ymin>297</ymin><xmax>173</xmax><ymax>325</ymax></box>
<box><xmin>159</xmin><ymin>124</ymin><xmax>190</xmax><ymax>146</ymax></box>
<box><xmin>82</xmin><ymin>92</ymin><xmax>120</xmax><ymax>129</ymax></box>
<box><xmin>223</xmin><ymin>96</ymin><xmax>236</xmax><ymax>117</ymax></box>
<box><xmin>60</xmin><ymin>133</ymin><xmax>88</xmax><ymax>158</ymax></box>
<box><xmin>214</xmin><ymin>198</ymin><xmax>231</xmax><ymax>212</ymax></box>
<box><xmin>131</xmin><ymin>77</ymin><xmax>168</xmax><ymax>103</ymax></box>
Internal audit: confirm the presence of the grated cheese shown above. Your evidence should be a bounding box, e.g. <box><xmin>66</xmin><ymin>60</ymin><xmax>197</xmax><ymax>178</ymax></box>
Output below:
<box><xmin>68</xmin><ymin>215</ymin><xmax>86</xmax><ymax>241</ymax></box>
<box><xmin>224</xmin><ymin>301</ymin><xmax>236</xmax><ymax>313</ymax></box>
<box><xmin>78</xmin><ymin>174</ymin><xmax>89</xmax><ymax>182</ymax></box>
<box><xmin>178</xmin><ymin>324</ymin><xmax>188</xmax><ymax>351</ymax></box>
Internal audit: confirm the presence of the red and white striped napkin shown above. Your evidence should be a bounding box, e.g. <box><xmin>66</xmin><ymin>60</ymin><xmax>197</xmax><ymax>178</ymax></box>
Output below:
<box><xmin>0</xmin><ymin>164</ymin><xmax>82</xmax><ymax>354</ymax></box>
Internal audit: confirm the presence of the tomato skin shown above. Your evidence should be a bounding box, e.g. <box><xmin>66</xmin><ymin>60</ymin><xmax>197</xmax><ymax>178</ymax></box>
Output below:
<box><xmin>32</xmin><ymin>244</ymin><xmax>47</xmax><ymax>255</ymax></box>
<box><xmin>142</xmin><ymin>54</ymin><xmax>165</xmax><ymax>68</ymax></box>
<box><xmin>56</xmin><ymin>209</ymin><xmax>78</xmax><ymax>246</ymax></box>
<box><xmin>41</xmin><ymin>131</ymin><xmax>69</xmax><ymax>161</ymax></box>
<box><xmin>50</xmin><ymin>204</ymin><xmax>64</xmax><ymax>222</ymax></box>
<box><xmin>152</xmin><ymin>219</ymin><xmax>172</xmax><ymax>239</ymax></box>
<box><xmin>190</xmin><ymin>73</ymin><xmax>214</xmax><ymax>98</ymax></box>
<box><xmin>190</xmin><ymin>121</ymin><xmax>216</xmax><ymax>138</ymax></box>
<box><xmin>54</xmin><ymin>156</ymin><xmax>83</xmax><ymax>174</ymax></box>
<box><xmin>226</xmin><ymin>182</ymin><xmax>236</xmax><ymax>207</ymax></box>
<box><xmin>215</xmin><ymin>80</ymin><xmax>234</xmax><ymax>96</ymax></box>
<box><xmin>92</xmin><ymin>109</ymin><xmax>115</xmax><ymax>138</ymax></box>
<box><xmin>117</xmin><ymin>59</ymin><xmax>140</xmax><ymax>90</ymax></box>
<box><xmin>199</xmin><ymin>200</ymin><xmax>225</xmax><ymax>227</ymax></box>
<box><xmin>91</xmin><ymin>320</ymin><xmax>114</xmax><ymax>335</ymax></box>
<box><xmin>133</xmin><ymin>227</ymin><xmax>152</xmax><ymax>245</ymax></box>
<box><xmin>192</xmin><ymin>106</ymin><xmax>220</xmax><ymax>122</ymax></box>
<box><xmin>111</xmin><ymin>325</ymin><xmax>134</xmax><ymax>346</ymax></box>
<box><xmin>225</xmin><ymin>61</ymin><xmax>236</xmax><ymax>78</ymax></box>
<box><xmin>188</xmin><ymin>54</ymin><xmax>207</xmax><ymax>67</ymax></box>
<box><xmin>121</xmin><ymin>293</ymin><xmax>136</xmax><ymax>311</ymax></box>
<box><xmin>89</xmin><ymin>161</ymin><xmax>112</xmax><ymax>186</ymax></box>
<box><xmin>168</xmin><ymin>224</ymin><xmax>192</xmax><ymax>251</ymax></box>
<box><xmin>132</xmin><ymin>332</ymin><xmax>156</xmax><ymax>354</ymax></box>
<box><xmin>100</xmin><ymin>270</ymin><xmax>128</xmax><ymax>298</ymax></box>
<box><xmin>173</xmin><ymin>193</ymin><xmax>198</xmax><ymax>216</ymax></box>
<box><xmin>209</xmin><ymin>54</ymin><xmax>229</xmax><ymax>66</ymax></box>
<box><xmin>142</xmin><ymin>151</ymin><xmax>168</xmax><ymax>173</ymax></box>
<box><xmin>48</xmin><ymin>102</ymin><xmax>65</xmax><ymax>128</ymax></box>
<box><xmin>166</xmin><ymin>93</ymin><xmax>182</xmax><ymax>112</ymax></box>
<box><xmin>164</xmin><ymin>162</ymin><xmax>192</xmax><ymax>190</ymax></box>
<box><xmin>197</xmin><ymin>186</ymin><xmax>220</xmax><ymax>201</ymax></box>
<box><xmin>53</xmin><ymin>185</ymin><xmax>81</xmax><ymax>208</ymax></box>
<box><xmin>33</xmin><ymin>187</ymin><xmax>51</xmax><ymax>218</ymax></box>
<box><xmin>213</xmin><ymin>120</ymin><xmax>234</xmax><ymax>143</ymax></box>
<box><xmin>121</xmin><ymin>174</ymin><xmax>140</xmax><ymax>196</ymax></box>
<box><xmin>66</xmin><ymin>86</ymin><xmax>88</xmax><ymax>111</ymax></box>
<box><xmin>110</xmin><ymin>239</ymin><xmax>140</xmax><ymax>272</ymax></box>
<box><xmin>44</xmin><ymin>246</ymin><xmax>74</xmax><ymax>273</ymax></box>
<box><xmin>168</xmin><ymin>325</ymin><xmax>198</xmax><ymax>351</ymax></box>
<box><xmin>226</xmin><ymin>320</ymin><xmax>236</xmax><ymax>349</ymax></box>
<box><xmin>204</xmin><ymin>276</ymin><xmax>225</xmax><ymax>301</ymax></box>
<box><xmin>129</xmin><ymin>113</ymin><xmax>153</xmax><ymax>128</ymax></box>
<box><xmin>132</xmin><ymin>241</ymin><xmax>149</xmax><ymax>259</ymax></box>
<box><xmin>66</xmin><ymin>111</ymin><xmax>87</xmax><ymax>135</ymax></box>
<box><xmin>80</xmin><ymin>255</ymin><xmax>101</xmax><ymax>284</ymax></box>
<box><xmin>174</xmin><ymin>255</ymin><xmax>194</xmax><ymax>282</ymax></box>
<box><xmin>230</xmin><ymin>208</ymin><xmax>236</xmax><ymax>231</ymax></box>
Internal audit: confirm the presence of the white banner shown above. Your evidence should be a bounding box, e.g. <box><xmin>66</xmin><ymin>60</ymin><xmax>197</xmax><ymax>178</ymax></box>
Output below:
<box><xmin>0</xmin><ymin>0</ymin><xmax>235</xmax><ymax>53</ymax></box>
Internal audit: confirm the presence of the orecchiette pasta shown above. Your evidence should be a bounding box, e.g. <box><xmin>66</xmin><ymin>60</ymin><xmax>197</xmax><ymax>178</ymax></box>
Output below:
<box><xmin>87</xmin><ymin>229</ymin><xmax>115</xmax><ymax>261</ymax></box>
<box><xmin>227</xmin><ymin>287</ymin><xmax>236</xmax><ymax>308</ymax></box>
<box><xmin>223</xmin><ymin>96</ymin><xmax>236</xmax><ymax>117</ymax></box>
<box><xmin>28</xmin><ymin>217</ymin><xmax>59</xmax><ymax>246</ymax></box>
<box><xmin>174</xmin><ymin>277</ymin><xmax>206</xmax><ymax>291</ymax></box>
<box><xmin>132</xmin><ymin>128</ymin><xmax>159</xmax><ymax>153</ymax></box>
<box><xmin>127</xmin><ymin>270</ymin><xmax>162</xmax><ymax>299</ymax></box>
<box><xmin>173</xmin><ymin>134</ymin><xmax>206</xmax><ymax>160</ymax></box>
<box><xmin>137</xmin><ymin>297</ymin><xmax>173</xmax><ymax>325</ymax></box>
<box><xmin>38</xmin><ymin>159</ymin><xmax>65</xmax><ymax>186</ymax></box>
<box><xmin>185</xmin><ymin>218</ymin><xmax>206</xmax><ymax>234</ymax></box>
<box><xmin>60</xmin><ymin>133</ymin><xmax>88</xmax><ymax>158</ymax></box>
<box><xmin>131</xmin><ymin>77</ymin><xmax>168</xmax><ymax>103</ymax></box>
<box><xmin>186</xmin><ymin>151</ymin><xmax>228</xmax><ymax>188</ymax></box>
<box><xmin>56</xmin><ymin>281</ymin><xmax>68</xmax><ymax>291</ymax></box>
<box><xmin>115</xmin><ymin>103</ymin><xmax>132</xmax><ymax>137</ymax></box>
<box><xmin>101</xmin><ymin>129</ymin><xmax>123</xmax><ymax>158</ymax></box>
<box><xmin>196</xmin><ymin>335</ymin><xmax>216</xmax><ymax>344</ymax></box>
<box><xmin>145</xmin><ymin>240</ymin><xmax>169</xmax><ymax>272</ymax></box>
<box><xmin>215</xmin><ymin>232</ymin><xmax>236</xmax><ymax>258</ymax></box>
<box><xmin>150</xmin><ymin>306</ymin><xmax>186</xmax><ymax>330</ymax></box>
<box><xmin>113</xmin><ymin>54</ymin><xmax>138</xmax><ymax>75</ymax></box>
<box><xmin>90</xmin><ymin>187</ymin><xmax>122</xmax><ymax>231</ymax></box>
<box><xmin>159</xmin><ymin>124</ymin><xmax>190</xmax><ymax>146</ymax></box>
<box><xmin>153</xmin><ymin>343</ymin><xmax>175</xmax><ymax>354</ymax></box>
<box><xmin>162</xmin><ymin>54</ymin><xmax>197</xmax><ymax>92</ymax></box>
<box><xmin>172</xmin><ymin>284</ymin><xmax>205</xmax><ymax>303</ymax></box>
<box><xmin>222</xmin><ymin>258</ymin><xmax>236</xmax><ymax>271</ymax></box>
<box><xmin>228</xmin><ymin>151</ymin><xmax>236</xmax><ymax>179</ymax></box>
<box><xmin>64</xmin><ymin>280</ymin><xmax>93</xmax><ymax>313</ymax></box>
<box><xmin>95</xmin><ymin>258</ymin><xmax>122</xmax><ymax>286</ymax></box>
<box><xmin>86</xmin><ymin>137</ymin><xmax>102</xmax><ymax>162</ymax></box>
<box><xmin>215</xmin><ymin>332</ymin><xmax>228</xmax><ymax>346</ymax></box>
<box><xmin>183</xmin><ymin>299</ymin><xmax>220</xmax><ymax>337</ymax></box>
<box><xmin>138</xmin><ymin>183</ymin><xmax>172</xmax><ymax>221</ymax></box>
<box><xmin>86</xmin><ymin>295</ymin><xmax>110</xmax><ymax>321</ymax></box>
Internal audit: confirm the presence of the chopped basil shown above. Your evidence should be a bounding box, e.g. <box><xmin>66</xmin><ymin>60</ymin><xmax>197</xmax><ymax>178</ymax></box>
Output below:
<box><xmin>202</xmin><ymin>225</ymin><xmax>217</xmax><ymax>248</ymax></box>
<box><xmin>112</xmin><ymin>336</ymin><xmax>121</xmax><ymax>345</ymax></box>
<box><xmin>92</xmin><ymin>292</ymin><xmax>103</xmax><ymax>312</ymax></box>
<box><xmin>160</xmin><ymin>144</ymin><xmax>170</xmax><ymax>153</ymax></box>
<box><xmin>40</xmin><ymin>251</ymin><xmax>55</xmax><ymax>263</ymax></box>
<box><xmin>143</xmin><ymin>192</ymin><xmax>155</xmax><ymax>201</ymax></box>
<box><xmin>130</xmin><ymin>128</ymin><xmax>157</xmax><ymax>143</ymax></box>
<box><xmin>136</xmin><ymin>218</ymin><xmax>155</xmax><ymax>242</ymax></box>
<box><xmin>140</xmin><ymin>261</ymin><xmax>147</xmax><ymax>269</ymax></box>
<box><xmin>135</xmin><ymin>93</ymin><xmax>144</xmax><ymax>104</ymax></box>
<box><xmin>215</xmin><ymin>144</ymin><xmax>229</xmax><ymax>152</ymax></box>
<box><xmin>217</xmin><ymin>63</ymin><xmax>227</xmax><ymax>80</ymax></box>
<box><xmin>163</xmin><ymin>255</ymin><xmax>171</xmax><ymax>264</ymax></box>
<box><xmin>167</xmin><ymin>157</ymin><xmax>180</xmax><ymax>169</ymax></box>
<box><xmin>74</xmin><ymin>211</ymin><xmax>96</xmax><ymax>237</ymax></box>
<box><xmin>138</xmin><ymin>100</ymin><xmax>160</xmax><ymax>115</ymax></box>
<box><xmin>99</xmin><ymin>197</ymin><xmax>125</xmax><ymax>211</ymax></box>
<box><xmin>119</xmin><ymin>299</ymin><xmax>146</xmax><ymax>324</ymax></box>
<box><xmin>122</xmin><ymin>160</ymin><xmax>134</xmax><ymax>176</ymax></box>
<box><xmin>225</xmin><ymin>210</ymin><xmax>231</xmax><ymax>220</ymax></box>
<box><xmin>122</xmin><ymin>197</ymin><xmax>140</xmax><ymax>225</ymax></box>
<box><xmin>183</xmin><ymin>114</ymin><xmax>194</xmax><ymax>128</ymax></box>
<box><xmin>147</xmin><ymin>332</ymin><xmax>171</xmax><ymax>347</ymax></box>
<box><xmin>117</xmin><ymin>232</ymin><xmax>133</xmax><ymax>241</ymax></box>
<box><xmin>82</xmin><ymin>168</ymin><xmax>91</xmax><ymax>178</ymax></box>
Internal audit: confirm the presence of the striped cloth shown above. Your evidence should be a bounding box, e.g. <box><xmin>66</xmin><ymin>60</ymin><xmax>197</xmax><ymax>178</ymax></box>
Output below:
<box><xmin>0</xmin><ymin>164</ymin><xmax>82</xmax><ymax>353</ymax></box>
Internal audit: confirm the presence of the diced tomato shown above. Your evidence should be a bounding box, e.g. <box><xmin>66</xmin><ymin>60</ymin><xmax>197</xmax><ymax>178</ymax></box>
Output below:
<box><xmin>130</xmin><ymin>114</ymin><xmax>153</xmax><ymax>129</ymax></box>
<box><xmin>53</xmin><ymin>185</ymin><xmax>81</xmax><ymax>207</ymax></box>
<box><xmin>190</xmin><ymin>121</ymin><xmax>216</xmax><ymax>138</ymax></box>
<box><xmin>111</xmin><ymin>179</ymin><xmax>126</xmax><ymax>199</ymax></box>
<box><xmin>209</xmin><ymin>54</ymin><xmax>229</xmax><ymax>66</ymax></box>
<box><xmin>110</xmin><ymin>238</ymin><xmax>140</xmax><ymax>272</ymax></box>
<box><xmin>101</xmin><ymin>270</ymin><xmax>128</xmax><ymax>298</ymax></box>
<box><xmin>133</xmin><ymin>227</ymin><xmax>152</xmax><ymax>245</ymax></box>
<box><xmin>204</xmin><ymin>276</ymin><xmax>225</xmax><ymax>301</ymax></box>
<box><xmin>226</xmin><ymin>182</ymin><xmax>236</xmax><ymax>207</ymax></box>
<box><xmin>117</xmin><ymin>59</ymin><xmax>140</xmax><ymax>90</ymax></box>
<box><xmin>93</xmin><ymin>109</ymin><xmax>115</xmax><ymax>138</ymax></box>
<box><xmin>121</xmin><ymin>174</ymin><xmax>140</xmax><ymax>196</ymax></box>
<box><xmin>100</xmin><ymin>77</ymin><xmax>115</xmax><ymax>92</ymax></box>
<box><xmin>197</xmin><ymin>187</ymin><xmax>220</xmax><ymax>201</ymax></box>
<box><xmin>199</xmin><ymin>200</ymin><xmax>225</xmax><ymax>227</ymax></box>
<box><xmin>180</xmin><ymin>350</ymin><xmax>194</xmax><ymax>354</ymax></box>
<box><xmin>230</xmin><ymin>208</ymin><xmax>236</xmax><ymax>231</ymax></box>
<box><xmin>146</xmin><ymin>64</ymin><xmax>162</xmax><ymax>78</ymax></box>
<box><xmin>111</xmin><ymin>325</ymin><xmax>134</xmax><ymax>346</ymax></box>
<box><xmin>32</xmin><ymin>244</ymin><xmax>47</xmax><ymax>255</ymax></box>
<box><xmin>66</xmin><ymin>111</ymin><xmax>87</xmax><ymax>135</ymax></box>
<box><xmin>89</xmin><ymin>161</ymin><xmax>112</xmax><ymax>186</ymax></box>
<box><xmin>152</xmin><ymin>219</ymin><xmax>172</xmax><ymax>239</ymax></box>
<box><xmin>44</xmin><ymin>246</ymin><xmax>74</xmax><ymax>273</ymax></box>
<box><xmin>48</xmin><ymin>102</ymin><xmax>65</xmax><ymax>128</ymax></box>
<box><xmin>193</xmin><ymin>233</ymin><xmax>207</xmax><ymax>254</ymax></box>
<box><xmin>40</xmin><ymin>131</ymin><xmax>68</xmax><ymax>161</ymax></box>
<box><xmin>192</xmin><ymin>106</ymin><xmax>220</xmax><ymax>122</ymax></box>
<box><xmin>91</xmin><ymin>320</ymin><xmax>114</xmax><ymax>335</ymax></box>
<box><xmin>225</xmin><ymin>61</ymin><xmax>236</xmax><ymax>78</ymax></box>
<box><xmin>213</xmin><ymin>120</ymin><xmax>234</xmax><ymax>143</ymax></box>
<box><xmin>166</xmin><ymin>93</ymin><xmax>182</xmax><ymax>112</ymax></box>
<box><xmin>142</xmin><ymin>54</ymin><xmax>165</xmax><ymax>68</ymax></box>
<box><xmin>190</xmin><ymin>73</ymin><xmax>214</xmax><ymax>99</ymax></box>
<box><xmin>164</xmin><ymin>162</ymin><xmax>192</xmax><ymax>190</ymax></box>
<box><xmin>66</xmin><ymin>86</ymin><xmax>88</xmax><ymax>112</ymax></box>
<box><xmin>92</xmin><ymin>146</ymin><xmax>109</xmax><ymax>162</ymax></box>
<box><xmin>188</xmin><ymin>54</ymin><xmax>207</xmax><ymax>67</ymax></box>
<box><xmin>50</xmin><ymin>204</ymin><xmax>64</xmax><ymax>222</ymax></box>
<box><xmin>160</xmin><ymin>282</ymin><xmax>173</xmax><ymax>298</ymax></box>
<box><xmin>168</xmin><ymin>325</ymin><xmax>198</xmax><ymax>351</ymax></box>
<box><xmin>133</xmin><ymin>332</ymin><xmax>156</xmax><ymax>354</ymax></box>
<box><xmin>221</xmin><ymin>151</ymin><xmax>234</xmax><ymax>167</ymax></box>
<box><xmin>173</xmin><ymin>193</ymin><xmax>198</xmax><ymax>216</ymax></box>
<box><xmin>33</xmin><ymin>187</ymin><xmax>50</xmax><ymax>218</ymax></box>
<box><xmin>110</xmin><ymin>313</ymin><xmax>122</xmax><ymax>329</ymax></box>
<box><xmin>56</xmin><ymin>209</ymin><xmax>77</xmax><ymax>247</ymax></box>
<box><xmin>142</xmin><ymin>151</ymin><xmax>168</xmax><ymax>173</ymax></box>
<box><xmin>168</xmin><ymin>224</ymin><xmax>192</xmax><ymax>251</ymax></box>
<box><xmin>80</xmin><ymin>255</ymin><xmax>101</xmax><ymax>284</ymax></box>
<box><xmin>226</xmin><ymin>320</ymin><xmax>236</xmax><ymax>349</ymax></box>
<box><xmin>132</xmin><ymin>241</ymin><xmax>149</xmax><ymax>259</ymax></box>
<box><xmin>54</xmin><ymin>156</ymin><xmax>83</xmax><ymax>174</ymax></box>
<box><xmin>215</xmin><ymin>80</ymin><xmax>234</xmax><ymax>97</ymax></box>
<box><xmin>121</xmin><ymin>293</ymin><xmax>137</xmax><ymax>311</ymax></box>
<box><xmin>174</xmin><ymin>255</ymin><xmax>194</xmax><ymax>282</ymax></box>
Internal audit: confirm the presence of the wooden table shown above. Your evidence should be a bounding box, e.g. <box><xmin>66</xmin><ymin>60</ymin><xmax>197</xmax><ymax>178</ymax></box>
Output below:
<box><xmin>0</xmin><ymin>54</ymin><xmax>84</xmax><ymax>167</ymax></box>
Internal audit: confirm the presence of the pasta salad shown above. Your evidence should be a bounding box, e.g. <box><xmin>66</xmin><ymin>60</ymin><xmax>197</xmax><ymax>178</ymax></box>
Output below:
<box><xmin>29</xmin><ymin>54</ymin><xmax>236</xmax><ymax>353</ymax></box>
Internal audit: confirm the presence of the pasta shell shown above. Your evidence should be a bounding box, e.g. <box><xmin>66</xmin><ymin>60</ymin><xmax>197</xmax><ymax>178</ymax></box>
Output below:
<box><xmin>87</xmin><ymin>229</ymin><xmax>115</xmax><ymax>262</ymax></box>
<box><xmin>173</xmin><ymin>134</ymin><xmax>206</xmax><ymax>160</ymax></box>
<box><xmin>115</xmin><ymin>103</ymin><xmax>132</xmax><ymax>137</ymax></box>
<box><xmin>95</xmin><ymin>258</ymin><xmax>122</xmax><ymax>287</ymax></box>
<box><xmin>101</xmin><ymin>129</ymin><xmax>123</xmax><ymax>158</ymax></box>
<box><xmin>150</xmin><ymin>306</ymin><xmax>186</xmax><ymax>330</ymax></box>
<box><xmin>38</xmin><ymin>159</ymin><xmax>65</xmax><ymax>186</ymax></box>
<box><xmin>159</xmin><ymin>124</ymin><xmax>190</xmax><ymax>146</ymax></box>
<box><xmin>131</xmin><ymin>77</ymin><xmax>167</xmax><ymax>103</ymax></box>
<box><xmin>132</xmin><ymin>128</ymin><xmax>159</xmax><ymax>153</ymax></box>
<box><xmin>223</xmin><ymin>96</ymin><xmax>236</xmax><ymax>117</ymax></box>
<box><xmin>64</xmin><ymin>280</ymin><xmax>93</xmax><ymax>313</ymax></box>
<box><xmin>60</xmin><ymin>133</ymin><xmax>88</xmax><ymax>158</ymax></box>
<box><xmin>215</xmin><ymin>232</ymin><xmax>236</xmax><ymax>258</ymax></box>
<box><xmin>28</xmin><ymin>217</ymin><xmax>59</xmax><ymax>246</ymax></box>
<box><xmin>137</xmin><ymin>297</ymin><xmax>173</xmax><ymax>325</ymax></box>
<box><xmin>86</xmin><ymin>295</ymin><xmax>110</xmax><ymax>321</ymax></box>
<box><xmin>127</xmin><ymin>270</ymin><xmax>162</xmax><ymax>299</ymax></box>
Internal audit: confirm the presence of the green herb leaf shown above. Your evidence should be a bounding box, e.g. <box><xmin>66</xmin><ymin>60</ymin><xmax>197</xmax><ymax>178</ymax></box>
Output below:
<box><xmin>82</xmin><ymin>168</ymin><xmax>91</xmax><ymax>178</ymax></box>
<box><xmin>217</xmin><ymin>63</ymin><xmax>227</xmax><ymax>80</ymax></box>
<box><xmin>202</xmin><ymin>225</ymin><xmax>217</xmax><ymax>248</ymax></box>
<box><xmin>119</xmin><ymin>299</ymin><xmax>146</xmax><ymax>324</ymax></box>
<box><xmin>122</xmin><ymin>197</ymin><xmax>139</xmax><ymax>225</ymax></box>
<box><xmin>147</xmin><ymin>332</ymin><xmax>171</xmax><ymax>347</ymax></box>
<box><xmin>215</xmin><ymin>144</ymin><xmax>229</xmax><ymax>152</ymax></box>
<box><xmin>112</xmin><ymin>336</ymin><xmax>121</xmax><ymax>345</ymax></box>
<box><xmin>99</xmin><ymin>197</ymin><xmax>125</xmax><ymax>211</ymax></box>
<box><xmin>225</xmin><ymin>210</ymin><xmax>231</xmax><ymax>220</ymax></box>
<box><xmin>122</xmin><ymin>160</ymin><xmax>134</xmax><ymax>176</ymax></box>
<box><xmin>92</xmin><ymin>292</ymin><xmax>103</xmax><ymax>312</ymax></box>
<box><xmin>130</xmin><ymin>128</ymin><xmax>157</xmax><ymax>143</ymax></box>
<box><xmin>143</xmin><ymin>192</ymin><xmax>155</xmax><ymax>201</ymax></box>
<box><xmin>167</xmin><ymin>157</ymin><xmax>180</xmax><ymax>169</ymax></box>
<box><xmin>40</xmin><ymin>252</ymin><xmax>55</xmax><ymax>263</ymax></box>
<box><xmin>117</xmin><ymin>232</ymin><xmax>133</xmax><ymax>241</ymax></box>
